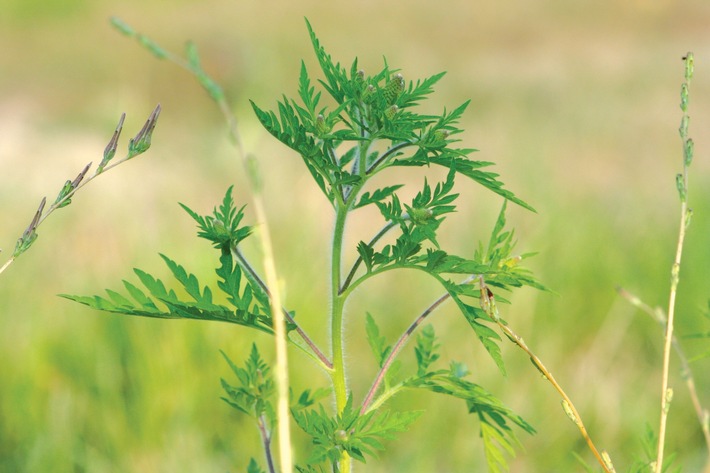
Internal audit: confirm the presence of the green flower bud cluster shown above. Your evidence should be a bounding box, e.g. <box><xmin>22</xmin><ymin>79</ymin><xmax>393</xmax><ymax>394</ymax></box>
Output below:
<box><xmin>382</xmin><ymin>73</ymin><xmax>405</xmax><ymax>105</ymax></box>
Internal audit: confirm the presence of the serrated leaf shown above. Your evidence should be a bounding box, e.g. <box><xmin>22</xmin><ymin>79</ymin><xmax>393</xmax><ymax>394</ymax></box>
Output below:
<box><xmin>220</xmin><ymin>344</ymin><xmax>275</xmax><ymax>422</ymax></box>
<box><xmin>354</xmin><ymin>185</ymin><xmax>404</xmax><ymax>209</ymax></box>
<box><xmin>414</xmin><ymin>325</ymin><xmax>440</xmax><ymax>375</ymax></box>
<box><xmin>365</xmin><ymin>313</ymin><xmax>391</xmax><ymax>367</ymax></box>
<box><xmin>392</xmin><ymin>154</ymin><xmax>535</xmax><ymax>212</ymax></box>
<box><xmin>62</xmin><ymin>254</ymin><xmax>274</xmax><ymax>333</ymax></box>
<box><xmin>356</xmin><ymin>241</ymin><xmax>375</xmax><ymax>273</ymax></box>
<box><xmin>406</xmin><ymin>369</ymin><xmax>533</xmax><ymax>473</ymax></box>
<box><xmin>293</xmin><ymin>395</ymin><xmax>421</xmax><ymax>466</ymax></box>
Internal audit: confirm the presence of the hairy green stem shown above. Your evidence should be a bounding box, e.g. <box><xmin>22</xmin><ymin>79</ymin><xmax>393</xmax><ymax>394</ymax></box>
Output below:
<box><xmin>330</xmin><ymin>205</ymin><xmax>351</xmax><ymax>472</ymax></box>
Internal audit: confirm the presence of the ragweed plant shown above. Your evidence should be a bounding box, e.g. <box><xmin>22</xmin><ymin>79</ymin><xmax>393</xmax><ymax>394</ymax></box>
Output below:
<box><xmin>60</xmin><ymin>18</ymin><xmax>633</xmax><ymax>473</ymax></box>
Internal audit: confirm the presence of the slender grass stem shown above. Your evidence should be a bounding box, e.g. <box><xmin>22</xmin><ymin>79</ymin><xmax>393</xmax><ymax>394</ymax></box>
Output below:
<box><xmin>655</xmin><ymin>204</ymin><xmax>688</xmax><ymax>473</ymax></box>
<box><xmin>655</xmin><ymin>52</ymin><xmax>694</xmax><ymax>473</ymax></box>
<box><xmin>167</xmin><ymin>34</ymin><xmax>295</xmax><ymax>472</ymax></box>
<box><xmin>0</xmin><ymin>257</ymin><xmax>14</xmax><ymax>276</ymax></box>
<box><xmin>476</xmin><ymin>277</ymin><xmax>613</xmax><ymax>472</ymax></box>
<box><xmin>0</xmin><ymin>105</ymin><xmax>160</xmax><ymax>278</ymax></box>
<box><xmin>617</xmin><ymin>287</ymin><xmax>710</xmax><ymax>456</ymax></box>
<box><xmin>496</xmin><ymin>319</ymin><xmax>613</xmax><ymax>472</ymax></box>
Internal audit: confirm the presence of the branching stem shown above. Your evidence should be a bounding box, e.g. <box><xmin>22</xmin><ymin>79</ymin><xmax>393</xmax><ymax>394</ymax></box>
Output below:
<box><xmin>360</xmin><ymin>277</ymin><xmax>474</xmax><ymax>414</ymax></box>
<box><xmin>365</xmin><ymin>141</ymin><xmax>413</xmax><ymax>175</ymax></box>
<box><xmin>234</xmin><ymin>247</ymin><xmax>333</xmax><ymax>370</ymax></box>
<box><xmin>498</xmin><ymin>320</ymin><xmax>612</xmax><ymax>472</ymax></box>
<box><xmin>340</xmin><ymin>221</ymin><xmax>396</xmax><ymax>294</ymax></box>
<box><xmin>617</xmin><ymin>287</ymin><xmax>710</xmax><ymax>456</ymax></box>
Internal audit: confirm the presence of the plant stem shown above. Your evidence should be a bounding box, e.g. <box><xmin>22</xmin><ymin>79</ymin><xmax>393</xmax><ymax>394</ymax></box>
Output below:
<box><xmin>495</xmin><ymin>319</ymin><xmax>613</xmax><ymax>472</ymax></box>
<box><xmin>360</xmin><ymin>281</ymin><xmax>464</xmax><ymax>415</ymax></box>
<box><xmin>234</xmin><ymin>247</ymin><xmax>333</xmax><ymax>370</ymax></box>
<box><xmin>617</xmin><ymin>287</ymin><xmax>710</xmax><ymax>457</ymax></box>
<box><xmin>258</xmin><ymin>414</ymin><xmax>277</xmax><ymax>473</ymax></box>
<box><xmin>330</xmin><ymin>205</ymin><xmax>351</xmax><ymax>472</ymax></box>
<box><xmin>0</xmin><ymin>257</ymin><xmax>14</xmax><ymax>276</ymax></box>
<box><xmin>655</xmin><ymin>206</ymin><xmax>688</xmax><ymax>473</ymax></box>
<box><xmin>365</xmin><ymin>141</ymin><xmax>413</xmax><ymax>175</ymax></box>
<box><xmin>252</xmin><ymin>196</ymin><xmax>294</xmax><ymax>473</ymax></box>
<box><xmin>340</xmin><ymin>221</ymin><xmax>396</xmax><ymax>294</ymax></box>
<box><xmin>0</xmin><ymin>105</ymin><xmax>160</xmax><ymax>278</ymax></box>
<box><xmin>655</xmin><ymin>52</ymin><xmax>694</xmax><ymax>473</ymax></box>
<box><xmin>476</xmin><ymin>276</ymin><xmax>612</xmax><ymax>472</ymax></box>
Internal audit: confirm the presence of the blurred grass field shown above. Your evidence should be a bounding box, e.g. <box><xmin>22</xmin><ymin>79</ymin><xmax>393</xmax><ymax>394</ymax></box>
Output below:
<box><xmin>2</xmin><ymin>1</ymin><xmax>710</xmax><ymax>471</ymax></box>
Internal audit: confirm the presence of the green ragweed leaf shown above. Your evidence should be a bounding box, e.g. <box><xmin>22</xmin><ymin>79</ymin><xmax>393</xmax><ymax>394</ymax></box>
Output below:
<box><xmin>305</xmin><ymin>18</ymin><xmax>350</xmax><ymax>104</ymax></box>
<box><xmin>220</xmin><ymin>344</ymin><xmax>275</xmax><ymax>420</ymax></box>
<box><xmin>292</xmin><ymin>387</ymin><xmax>332</xmax><ymax>412</ymax></box>
<box><xmin>60</xmin><ymin>253</ymin><xmax>274</xmax><ymax>333</ymax></box>
<box><xmin>295</xmin><ymin>465</ymin><xmax>329</xmax><ymax>473</ymax></box>
<box><xmin>365</xmin><ymin>313</ymin><xmax>392</xmax><ymax>367</ymax></box>
<box><xmin>292</xmin><ymin>396</ymin><xmax>422</xmax><ymax>466</ymax></box>
<box><xmin>353</xmin><ymin>185</ymin><xmax>404</xmax><ymax>209</ymax></box>
<box><xmin>414</xmin><ymin>325</ymin><xmax>440</xmax><ymax>376</ymax></box>
<box><xmin>180</xmin><ymin>186</ymin><xmax>253</xmax><ymax>250</ymax></box>
<box><xmin>407</xmin><ymin>368</ymin><xmax>534</xmax><ymax>473</ymax></box>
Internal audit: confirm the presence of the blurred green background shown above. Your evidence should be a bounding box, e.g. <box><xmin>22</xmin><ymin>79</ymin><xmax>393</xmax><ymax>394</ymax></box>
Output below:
<box><xmin>2</xmin><ymin>1</ymin><xmax>710</xmax><ymax>471</ymax></box>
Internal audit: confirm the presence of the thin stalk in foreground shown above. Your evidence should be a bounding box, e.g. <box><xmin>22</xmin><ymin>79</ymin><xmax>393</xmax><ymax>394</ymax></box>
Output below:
<box><xmin>201</xmin><ymin>62</ymin><xmax>295</xmax><ymax>473</ymax></box>
<box><xmin>216</xmin><ymin>83</ymin><xmax>294</xmax><ymax>473</ymax></box>
<box><xmin>655</xmin><ymin>206</ymin><xmax>688</xmax><ymax>473</ymax></box>
<box><xmin>154</xmin><ymin>27</ymin><xmax>297</xmax><ymax>471</ymax></box>
<box><xmin>655</xmin><ymin>51</ymin><xmax>694</xmax><ymax>473</ymax></box>
<box><xmin>253</xmin><ymin>196</ymin><xmax>293</xmax><ymax>473</ymax></box>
